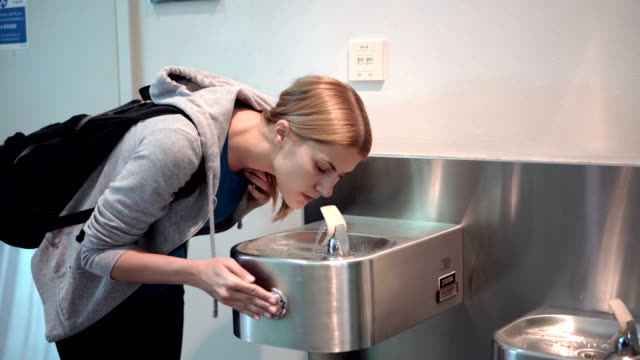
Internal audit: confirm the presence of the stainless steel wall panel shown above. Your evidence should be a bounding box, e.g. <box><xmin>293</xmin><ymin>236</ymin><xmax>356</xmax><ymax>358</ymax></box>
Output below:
<box><xmin>305</xmin><ymin>156</ymin><xmax>640</xmax><ymax>360</ymax></box>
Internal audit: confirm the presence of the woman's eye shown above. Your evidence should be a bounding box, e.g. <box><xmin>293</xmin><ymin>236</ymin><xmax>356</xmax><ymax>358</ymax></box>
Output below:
<box><xmin>316</xmin><ymin>164</ymin><xmax>327</xmax><ymax>173</ymax></box>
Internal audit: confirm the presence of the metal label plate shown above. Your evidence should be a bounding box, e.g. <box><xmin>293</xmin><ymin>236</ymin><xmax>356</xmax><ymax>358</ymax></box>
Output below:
<box><xmin>439</xmin><ymin>271</ymin><xmax>456</xmax><ymax>288</ymax></box>
<box><xmin>437</xmin><ymin>282</ymin><xmax>458</xmax><ymax>303</ymax></box>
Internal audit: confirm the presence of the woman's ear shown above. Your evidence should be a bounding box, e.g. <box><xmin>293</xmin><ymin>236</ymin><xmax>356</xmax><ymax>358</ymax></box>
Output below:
<box><xmin>274</xmin><ymin>119</ymin><xmax>290</xmax><ymax>147</ymax></box>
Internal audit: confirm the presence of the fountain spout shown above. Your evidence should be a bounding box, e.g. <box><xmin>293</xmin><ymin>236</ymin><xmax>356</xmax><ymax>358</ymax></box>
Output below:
<box><xmin>319</xmin><ymin>205</ymin><xmax>350</xmax><ymax>257</ymax></box>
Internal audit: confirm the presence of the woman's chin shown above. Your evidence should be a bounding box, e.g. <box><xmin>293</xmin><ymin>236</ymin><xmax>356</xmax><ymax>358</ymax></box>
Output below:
<box><xmin>288</xmin><ymin>201</ymin><xmax>306</xmax><ymax>210</ymax></box>
<box><xmin>282</xmin><ymin>195</ymin><xmax>306</xmax><ymax>209</ymax></box>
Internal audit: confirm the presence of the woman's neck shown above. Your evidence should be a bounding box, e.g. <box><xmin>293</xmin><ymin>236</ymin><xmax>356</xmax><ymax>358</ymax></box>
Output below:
<box><xmin>226</xmin><ymin>107</ymin><xmax>274</xmax><ymax>175</ymax></box>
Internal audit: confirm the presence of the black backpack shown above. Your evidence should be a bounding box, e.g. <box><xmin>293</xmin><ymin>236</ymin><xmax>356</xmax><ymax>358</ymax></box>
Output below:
<box><xmin>0</xmin><ymin>86</ymin><xmax>199</xmax><ymax>249</ymax></box>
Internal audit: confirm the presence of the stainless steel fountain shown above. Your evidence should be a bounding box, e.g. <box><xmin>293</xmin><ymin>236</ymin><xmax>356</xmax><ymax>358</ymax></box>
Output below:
<box><xmin>231</xmin><ymin>206</ymin><xmax>463</xmax><ymax>353</ymax></box>
<box><xmin>493</xmin><ymin>299</ymin><xmax>640</xmax><ymax>360</ymax></box>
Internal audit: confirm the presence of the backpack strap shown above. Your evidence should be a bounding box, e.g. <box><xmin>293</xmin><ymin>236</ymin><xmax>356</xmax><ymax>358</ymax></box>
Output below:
<box><xmin>51</xmin><ymin>209</ymin><xmax>95</xmax><ymax>230</ymax></box>
<box><xmin>139</xmin><ymin>85</ymin><xmax>152</xmax><ymax>101</ymax></box>
<box><xmin>73</xmin><ymin>96</ymin><xmax>203</xmax><ymax>244</ymax></box>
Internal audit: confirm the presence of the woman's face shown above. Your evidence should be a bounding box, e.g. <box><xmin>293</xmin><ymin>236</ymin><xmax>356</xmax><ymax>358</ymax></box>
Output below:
<box><xmin>272</xmin><ymin>131</ymin><xmax>364</xmax><ymax>209</ymax></box>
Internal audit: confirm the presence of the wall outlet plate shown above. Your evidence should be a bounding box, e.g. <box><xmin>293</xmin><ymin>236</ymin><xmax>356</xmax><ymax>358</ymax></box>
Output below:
<box><xmin>348</xmin><ymin>39</ymin><xmax>385</xmax><ymax>81</ymax></box>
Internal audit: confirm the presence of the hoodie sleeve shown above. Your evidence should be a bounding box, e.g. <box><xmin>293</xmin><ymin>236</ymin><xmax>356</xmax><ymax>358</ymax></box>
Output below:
<box><xmin>79</xmin><ymin>115</ymin><xmax>202</xmax><ymax>278</ymax></box>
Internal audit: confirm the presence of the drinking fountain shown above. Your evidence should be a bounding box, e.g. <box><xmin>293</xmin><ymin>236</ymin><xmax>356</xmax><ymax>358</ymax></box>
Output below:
<box><xmin>231</xmin><ymin>206</ymin><xmax>463</xmax><ymax>353</ymax></box>
<box><xmin>493</xmin><ymin>298</ymin><xmax>640</xmax><ymax>359</ymax></box>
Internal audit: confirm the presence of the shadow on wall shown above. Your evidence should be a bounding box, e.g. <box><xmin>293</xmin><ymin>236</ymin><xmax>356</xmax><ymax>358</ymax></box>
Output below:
<box><xmin>190</xmin><ymin>318</ymin><xmax>262</xmax><ymax>360</ymax></box>
<box><xmin>364</xmin><ymin>305</ymin><xmax>481</xmax><ymax>360</ymax></box>
<box><xmin>186</xmin><ymin>297</ymin><xmax>305</xmax><ymax>360</ymax></box>
<box><xmin>348</xmin><ymin>81</ymin><xmax>384</xmax><ymax>92</ymax></box>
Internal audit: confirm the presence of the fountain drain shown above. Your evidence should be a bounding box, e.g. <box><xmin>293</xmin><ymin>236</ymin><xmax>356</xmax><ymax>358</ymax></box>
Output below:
<box><xmin>575</xmin><ymin>349</ymin><xmax>607</xmax><ymax>359</ymax></box>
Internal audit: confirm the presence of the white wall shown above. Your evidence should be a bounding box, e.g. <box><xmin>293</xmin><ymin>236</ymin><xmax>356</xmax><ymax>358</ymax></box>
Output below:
<box><xmin>0</xmin><ymin>1</ymin><xmax>122</xmax><ymax>134</ymax></box>
<box><xmin>2</xmin><ymin>1</ymin><xmax>639</xmax><ymax>360</ymax></box>
<box><xmin>132</xmin><ymin>0</ymin><xmax>640</xmax><ymax>166</ymax></box>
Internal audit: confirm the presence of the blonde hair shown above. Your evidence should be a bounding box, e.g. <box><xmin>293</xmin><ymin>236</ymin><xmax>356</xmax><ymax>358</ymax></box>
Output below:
<box><xmin>263</xmin><ymin>76</ymin><xmax>372</xmax><ymax>221</ymax></box>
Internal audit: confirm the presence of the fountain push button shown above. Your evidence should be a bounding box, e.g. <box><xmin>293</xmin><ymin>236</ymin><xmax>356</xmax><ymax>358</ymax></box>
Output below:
<box><xmin>270</xmin><ymin>288</ymin><xmax>287</xmax><ymax>320</ymax></box>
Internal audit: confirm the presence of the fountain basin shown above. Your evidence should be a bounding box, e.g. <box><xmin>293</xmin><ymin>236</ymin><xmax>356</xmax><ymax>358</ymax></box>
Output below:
<box><xmin>493</xmin><ymin>308</ymin><xmax>639</xmax><ymax>359</ymax></box>
<box><xmin>231</xmin><ymin>215</ymin><xmax>463</xmax><ymax>353</ymax></box>
<box><xmin>233</xmin><ymin>232</ymin><xmax>395</xmax><ymax>260</ymax></box>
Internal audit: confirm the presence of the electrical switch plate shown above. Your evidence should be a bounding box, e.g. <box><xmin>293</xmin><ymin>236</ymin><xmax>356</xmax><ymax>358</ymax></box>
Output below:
<box><xmin>348</xmin><ymin>39</ymin><xmax>385</xmax><ymax>81</ymax></box>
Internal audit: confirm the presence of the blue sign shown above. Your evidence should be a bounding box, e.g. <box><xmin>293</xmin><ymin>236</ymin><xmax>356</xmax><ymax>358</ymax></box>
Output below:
<box><xmin>0</xmin><ymin>0</ymin><xmax>27</xmax><ymax>49</ymax></box>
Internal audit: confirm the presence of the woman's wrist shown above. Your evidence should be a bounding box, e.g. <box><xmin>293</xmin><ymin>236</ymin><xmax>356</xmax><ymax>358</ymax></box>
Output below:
<box><xmin>184</xmin><ymin>259</ymin><xmax>205</xmax><ymax>289</ymax></box>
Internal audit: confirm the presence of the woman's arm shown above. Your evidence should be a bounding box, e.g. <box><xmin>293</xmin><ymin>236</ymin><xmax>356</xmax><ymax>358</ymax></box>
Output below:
<box><xmin>111</xmin><ymin>248</ymin><xmax>280</xmax><ymax>320</ymax></box>
<box><xmin>80</xmin><ymin>118</ymin><xmax>203</xmax><ymax>276</ymax></box>
<box><xmin>81</xmin><ymin>119</ymin><xmax>279</xmax><ymax>319</ymax></box>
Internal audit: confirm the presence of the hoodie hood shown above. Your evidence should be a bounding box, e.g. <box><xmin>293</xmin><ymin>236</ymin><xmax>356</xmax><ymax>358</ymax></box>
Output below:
<box><xmin>149</xmin><ymin>66</ymin><xmax>275</xmax><ymax>255</ymax></box>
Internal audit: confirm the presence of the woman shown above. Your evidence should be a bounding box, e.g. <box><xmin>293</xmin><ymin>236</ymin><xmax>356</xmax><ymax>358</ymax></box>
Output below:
<box><xmin>31</xmin><ymin>66</ymin><xmax>372</xmax><ymax>359</ymax></box>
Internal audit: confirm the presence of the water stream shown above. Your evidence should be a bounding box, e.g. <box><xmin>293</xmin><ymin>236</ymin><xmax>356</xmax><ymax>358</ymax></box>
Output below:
<box><xmin>314</xmin><ymin>223</ymin><xmax>328</xmax><ymax>249</ymax></box>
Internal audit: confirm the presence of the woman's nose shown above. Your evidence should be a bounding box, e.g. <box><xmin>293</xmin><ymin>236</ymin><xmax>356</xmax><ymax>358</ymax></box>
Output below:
<box><xmin>316</xmin><ymin>176</ymin><xmax>338</xmax><ymax>198</ymax></box>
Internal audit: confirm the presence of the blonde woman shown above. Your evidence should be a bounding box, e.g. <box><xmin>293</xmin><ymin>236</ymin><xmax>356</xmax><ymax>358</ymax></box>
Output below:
<box><xmin>31</xmin><ymin>66</ymin><xmax>372</xmax><ymax>359</ymax></box>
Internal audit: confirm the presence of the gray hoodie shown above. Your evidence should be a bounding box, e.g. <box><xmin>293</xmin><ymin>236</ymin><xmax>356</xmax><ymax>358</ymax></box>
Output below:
<box><xmin>31</xmin><ymin>66</ymin><xmax>275</xmax><ymax>342</ymax></box>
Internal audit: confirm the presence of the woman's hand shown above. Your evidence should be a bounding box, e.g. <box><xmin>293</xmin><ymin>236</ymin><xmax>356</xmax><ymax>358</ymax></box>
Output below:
<box><xmin>193</xmin><ymin>257</ymin><xmax>280</xmax><ymax>320</ymax></box>
<box><xmin>245</xmin><ymin>169</ymin><xmax>272</xmax><ymax>210</ymax></box>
